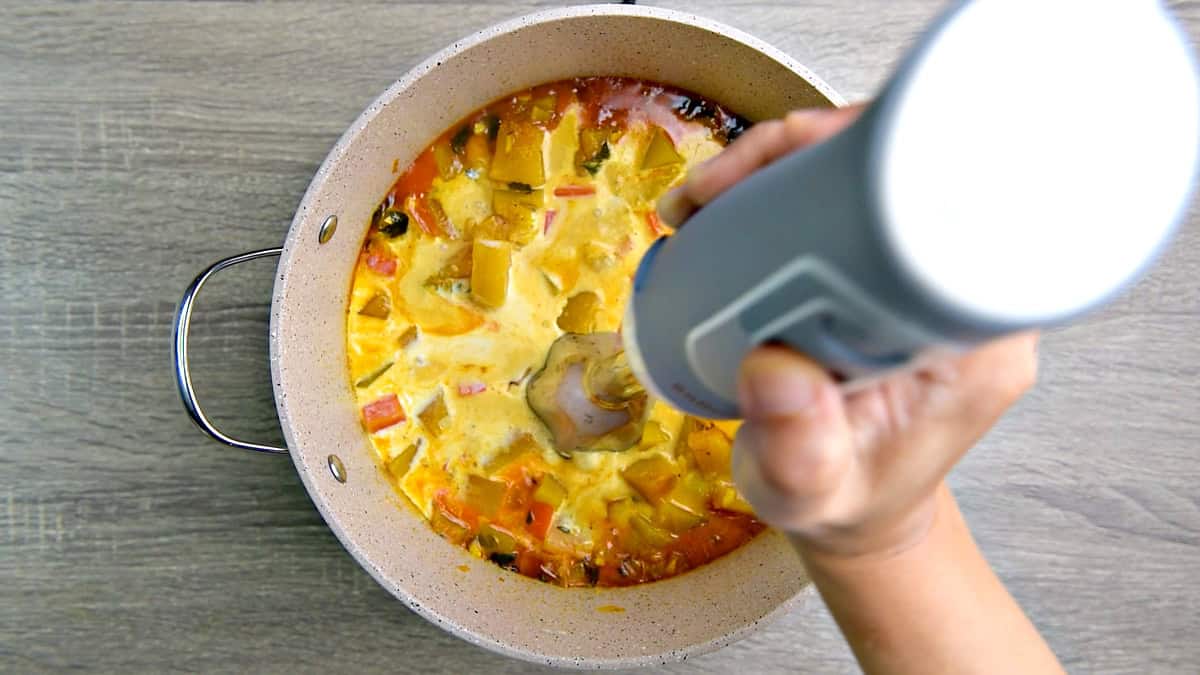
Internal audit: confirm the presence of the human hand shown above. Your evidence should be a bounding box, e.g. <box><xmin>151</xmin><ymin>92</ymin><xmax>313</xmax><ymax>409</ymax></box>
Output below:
<box><xmin>657</xmin><ymin>105</ymin><xmax>1039</xmax><ymax>559</ymax></box>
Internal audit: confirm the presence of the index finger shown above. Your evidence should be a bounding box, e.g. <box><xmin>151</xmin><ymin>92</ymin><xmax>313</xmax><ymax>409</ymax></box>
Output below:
<box><xmin>658</xmin><ymin>104</ymin><xmax>867</xmax><ymax>226</ymax></box>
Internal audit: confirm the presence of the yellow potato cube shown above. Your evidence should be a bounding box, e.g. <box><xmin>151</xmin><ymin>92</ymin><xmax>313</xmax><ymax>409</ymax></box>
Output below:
<box><xmin>465</xmin><ymin>475</ymin><xmax>508</xmax><ymax>518</ymax></box>
<box><xmin>491</xmin><ymin>189</ymin><xmax>543</xmax><ymax>245</ymax></box>
<box><xmin>464</xmin><ymin>132</ymin><xmax>491</xmax><ymax>172</ymax></box>
<box><xmin>712</xmin><ymin>482</ymin><xmax>756</xmax><ymax>515</ymax></box>
<box><xmin>490</xmin><ymin>122</ymin><xmax>545</xmax><ymax>186</ymax></box>
<box><xmin>556</xmin><ymin>291</ymin><xmax>599</xmax><ymax>333</ymax></box>
<box><xmin>621</xmin><ymin>455</ymin><xmax>678</xmax><ymax>504</ymax></box>
<box><xmin>386</xmin><ymin>443</ymin><xmax>419</xmax><ymax>480</ymax></box>
<box><xmin>533</xmin><ymin>474</ymin><xmax>567</xmax><ymax>507</ymax></box>
<box><xmin>641</xmin><ymin>126</ymin><xmax>684</xmax><ymax>170</ymax></box>
<box><xmin>470</xmin><ymin>239</ymin><xmax>511</xmax><ymax>308</ymax></box>
<box><xmin>687</xmin><ymin>427</ymin><xmax>732</xmax><ymax>475</ymax></box>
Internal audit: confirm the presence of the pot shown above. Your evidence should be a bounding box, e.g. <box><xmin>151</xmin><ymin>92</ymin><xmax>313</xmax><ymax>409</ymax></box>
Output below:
<box><xmin>172</xmin><ymin>4</ymin><xmax>842</xmax><ymax>668</ymax></box>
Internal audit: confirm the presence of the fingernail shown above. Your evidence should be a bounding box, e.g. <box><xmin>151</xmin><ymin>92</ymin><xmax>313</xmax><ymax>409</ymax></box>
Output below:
<box><xmin>657</xmin><ymin>187</ymin><xmax>691</xmax><ymax>227</ymax></box>
<box><xmin>783</xmin><ymin>108</ymin><xmax>823</xmax><ymax>126</ymax></box>
<box><xmin>739</xmin><ymin>359</ymin><xmax>818</xmax><ymax>418</ymax></box>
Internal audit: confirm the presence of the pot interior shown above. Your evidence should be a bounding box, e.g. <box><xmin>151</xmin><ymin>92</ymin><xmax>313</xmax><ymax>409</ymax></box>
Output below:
<box><xmin>271</xmin><ymin>5</ymin><xmax>840</xmax><ymax>667</ymax></box>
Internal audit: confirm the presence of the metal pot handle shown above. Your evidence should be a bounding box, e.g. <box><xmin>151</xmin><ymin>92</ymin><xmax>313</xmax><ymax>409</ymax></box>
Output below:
<box><xmin>172</xmin><ymin>248</ymin><xmax>289</xmax><ymax>455</ymax></box>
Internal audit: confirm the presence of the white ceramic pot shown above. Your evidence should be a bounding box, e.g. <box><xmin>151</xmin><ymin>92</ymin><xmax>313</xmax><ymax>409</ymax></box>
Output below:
<box><xmin>173</xmin><ymin>4</ymin><xmax>842</xmax><ymax>668</ymax></box>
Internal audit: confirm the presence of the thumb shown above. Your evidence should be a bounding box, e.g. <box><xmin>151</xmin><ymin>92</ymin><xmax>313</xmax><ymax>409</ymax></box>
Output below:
<box><xmin>731</xmin><ymin>347</ymin><xmax>854</xmax><ymax>528</ymax></box>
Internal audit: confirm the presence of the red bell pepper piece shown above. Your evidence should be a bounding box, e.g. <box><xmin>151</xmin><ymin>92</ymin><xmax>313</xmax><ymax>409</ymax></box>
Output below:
<box><xmin>553</xmin><ymin>184</ymin><xmax>596</xmax><ymax>198</ymax></box>
<box><xmin>362</xmin><ymin>394</ymin><xmax>405</xmax><ymax>432</ymax></box>
<box><xmin>528</xmin><ymin>501</ymin><xmax>556</xmax><ymax>540</ymax></box>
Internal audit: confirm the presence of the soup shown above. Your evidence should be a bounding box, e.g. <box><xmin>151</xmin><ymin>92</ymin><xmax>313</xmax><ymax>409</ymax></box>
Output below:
<box><xmin>345</xmin><ymin>77</ymin><xmax>763</xmax><ymax>587</ymax></box>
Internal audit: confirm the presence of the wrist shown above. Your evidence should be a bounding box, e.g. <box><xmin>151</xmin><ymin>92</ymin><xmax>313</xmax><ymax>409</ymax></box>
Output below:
<box><xmin>788</xmin><ymin>483</ymin><xmax>950</xmax><ymax>566</ymax></box>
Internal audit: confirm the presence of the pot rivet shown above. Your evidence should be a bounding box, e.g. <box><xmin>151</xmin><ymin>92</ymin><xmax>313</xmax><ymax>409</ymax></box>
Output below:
<box><xmin>327</xmin><ymin>454</ymin><xmax>347</xmax><ymax>483</ymax></box>
<box><xmin>318</xmin><ymin>215</ymin><xmax>338</xmax><ymax>244</ymax></box>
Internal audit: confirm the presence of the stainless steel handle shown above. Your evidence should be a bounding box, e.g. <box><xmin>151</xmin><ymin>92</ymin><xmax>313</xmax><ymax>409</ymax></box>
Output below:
<box><xmin>172</xmin><ymin>248</ymin><xmax>288</xmax><ymax>455</ymax></box>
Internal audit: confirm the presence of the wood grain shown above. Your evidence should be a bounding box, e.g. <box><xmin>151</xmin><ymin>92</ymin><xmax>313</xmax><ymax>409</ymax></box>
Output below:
<box><xmin>2</xmin><ymin>1</ymin><xmax>1198</xmax><ymax>673</ymax></box>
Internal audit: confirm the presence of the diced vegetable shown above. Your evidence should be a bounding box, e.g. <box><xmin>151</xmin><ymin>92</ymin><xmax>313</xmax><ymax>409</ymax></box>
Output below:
<box><xmin>516</xmin><ymin>550</ymin><xmax>541</xmax><ymax>577</ymax></box>
<box><xmin>556</xmin><ymin>291</ymin><xmax>599</xmax><ymax>333</ymax></box>
<box><xmin>712</xmin><ymin>482</ymin><xmax>755</xmax><ymax>515</ymax></box>
<box><xmin>688</xmin><ymin>427</ymin><xmax>732</xmax><ymax>475</ymax></box>
<box><xmin>553</xmin><ymin>184</ymin><xmax>596</xmax><ymax>198</ymax></box>
<box><xmin>528</xmin><ymin>501</ymin><xmax>556</xmax><ymax>539</ymax></box>
<box><xmin>379</xmin><ymin>209</ymin><xmax>409</xmax><ymax>237</ymax></box>
<box><xmin>661</xmin><ymin>472</ymin><xmax>710</xmax><ymax>531</ymax></box>
<box><xmin>440</xmin><ymin>244</ymin><xmax>475</xmax><ymax>278</ymax></box>
<box><xmin>492</xmin><ymin>192</ymin><xmax>540</xmax><ymax>243</ymax></box>
<box><xmin>641</xmin><ymin>126</ymin><xmax>684</xmax><ymax>170</ymax></box>
<box><xmin>546</xmin><ymin>108</ymin><xmax>580</xmax><ymax>175</ymax></box>
<box><xmin>490</xmin><ymin>121</ymin><xmax>545</xmax><ymax>186</ymax></box>
<box><xmin>431</xmin><ymin>492</ymin><xmax>478</xmax><ymax>544</ymax></box>
<box><xmin>465</xmin><ymin>475</ymin><xmax>508</xmax><ymax>518</ymax></box>
<box><xmin>535</xmin><ymin>245</ymin><xmax>581</xmax><ymax>295</ymax></box>
<box><xmin>677</xmin><ymin>416</ymin><xmax>713</xmax><ymax>454</ymax></box>
<box><xmin>540</xmin><ymin>269</ymin><xmax>561</xmax><ymax>295</ymax></box>
<box><xmin>457</xmin><ymin>380</ymin><xmax>486</xmax><ymax>396</ymax></box>
<box><xmin>638</xmin><ymin>420</ymin><xmax>670</xmax><ymax>448</ymax></box>
<box><xmin>533</xmin><ymin>474</ymin><xmax>567</xmax><ymax>508</ymax></box>
<box><xmin>386</xmin><ymin>442</ymin><xmax>418</xmax><ymax>478</ymax></box>
<box><xmin>543</xmin><ymin>525</ymin><xmax>584</xmax><ymax>556</ymax></box>
<box><xmin>559</xmin><ymin>559</ymin><xmax>600</xmax><ymax>588</ymax></box>
<box><xmin>450</xmin><ymin>125</ymin><xmax>472</xmax><ymax>154</ymax></box>
<box><xmin>354</xmin><ymin>361</ymin><xmax>394</xmax><ymax>388</ymax></box>
<box><xmin>645</xmin><ymin>210</ymin><xmax>672</xmax><ymax>237</ymax></box>
<box><xmin>404</xmin><ymin>289</ymin><xmax>484</xmax><ymax>335</ymax></box>
<box><xmin>477</xmin><ymin>523</ymin><xmax>517</xmax><ymax>555</ymax></box>
<box><xmin>578</xmin><ymin>128</ymin><xmax>612</xmax><ymax>175</ymax></box>
<box><xmin>406</xmin><ymin>193</ymin><xmax>454</xmax><ymax>239</ymax></box>
<box><xmin>711</xmin><ymin>418</ymin><xmax>742</xmax><ymax>438</ymax></box>
<box><xmin>491</xmin><ymin>190</ymin><xmax>535</xmax><ymax>219</ymax></box>
<box><xmin>417</xmin><ymin>390</ymin><xmax>448</xmax><ymax>437</ymax></box>
<box><xmin>657</xmin><ymin>501</ymin><xmax>706</xmax><ymax>532</ymax></box>
<box><xmin>470</xmin><ymin>239</ymin><xmax>511</xmax><ymax>308</ymax></box>
<box><xmin>463</xmin><ymin>133</ymin><xmax>491</xmax><ymax>172</ymax></box>
<box><xmin>476</xmin><ymin>114</ymin><xmax>501</xmax><ymax>142</ymax></box>
<box><xmin>488</xmin><ymin>552</ymin><xmax>517</xmax><ymax>568</ymax></box>
<box><xmin>582</xmin><ymin>241</ymin><xmax>617</xmax><ymax>271</ymax></box>
<box><xmin>531</xmin><ymin>94</ymin><xmax>557</xmax><ymax>123</ymax></box>
<box><xmin>371</xmin><ymin>201</ymin><xmax>389</xmax><ymax>229</ymax></box>
<box><xmin>621</xmin><ymin>455</ymin><xmax>678</xmax><ymax>504</ymax></box>
<box><xmin>580</xmin><ymin>142</ymin><xmax>610</xmax><ymax>175</ymax></box>
<box><xmin>629</xmin><ymin>514</ymin><xmax>675</xmax><ymax>548</ymax></box>
<box><xmin>430</xmin><ymin>506</ymin><xmax>472</xmax><ymax>544</ymax></box>
<box><xmin>491</xmin><ymin>189</ymin><xmax>543</xmax><ymax>244</ymax></box>
<box><xmin>362</xmin><ymin>394</ymin><xmax>406</xmax><ymax>432</ymax></box>
<box><xmin>485</xmin><ymin>432</ymin><xmax>542</xmax><ymax>472</ymax></box>
<box><xmin>433</xmin><ymin>140</ymin><xmax>462</xmax><ymax>180</ymax></box>
<box><xmin>357</xmin><ymin>293</ymin><xmax>391</xmax><ymax>319</ymax></box>
<box><xmin>393</xmin><ymin>147</ymin><xmax>439</xmax><ymax>198</ymax></box>
<box><xmin>606</xmin><ymin>498</ymin><xmax>653</xmax><ymax>530</ymax></box>
<box><xmin>398</xmin><ymin>325</ymin><xmax>419</xmax><ymax>348</ymax></box>
<box><xmin>365</xmin><ymin>246</ymin><xmax>397</xmax><ymax>276</ymax></box>
<box><xmin>424</xmin><ymin>244</ymin><xmax>473</xmax><ymax>293</ymax></box>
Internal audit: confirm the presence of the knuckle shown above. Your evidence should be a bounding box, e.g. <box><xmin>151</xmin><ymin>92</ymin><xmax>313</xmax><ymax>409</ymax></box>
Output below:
<box><xmin>746</xmin><ymin>418</ymin><xmax>847</xmax><ymax>497</ymax></box>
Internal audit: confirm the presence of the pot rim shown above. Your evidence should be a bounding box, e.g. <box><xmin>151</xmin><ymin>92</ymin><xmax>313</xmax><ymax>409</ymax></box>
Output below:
<box><xmin>271</xmin><ymin>3</ymin><xmax>839</xmax><ymax>668</ymax></box>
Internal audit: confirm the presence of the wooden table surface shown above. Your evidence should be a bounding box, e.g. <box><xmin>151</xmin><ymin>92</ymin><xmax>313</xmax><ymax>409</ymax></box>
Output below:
<box><xmin>3</xmin><ymin>1</ymin><xmax>1198</xmax><ymax>672</ymax></box>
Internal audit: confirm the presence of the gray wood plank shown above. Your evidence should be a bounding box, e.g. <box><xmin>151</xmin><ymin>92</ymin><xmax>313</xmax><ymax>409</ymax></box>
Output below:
<box><xmin>2</xmin><ymin>1</ymin><xmax>1198</xmax><ymax>673</ymax></box>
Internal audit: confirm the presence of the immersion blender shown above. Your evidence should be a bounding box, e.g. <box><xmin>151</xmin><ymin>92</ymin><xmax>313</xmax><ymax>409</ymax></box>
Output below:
<box><xmin>621</xmin><ymin>0</ymin><xmax>1200</xmax><ymax>420</ymax></box>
